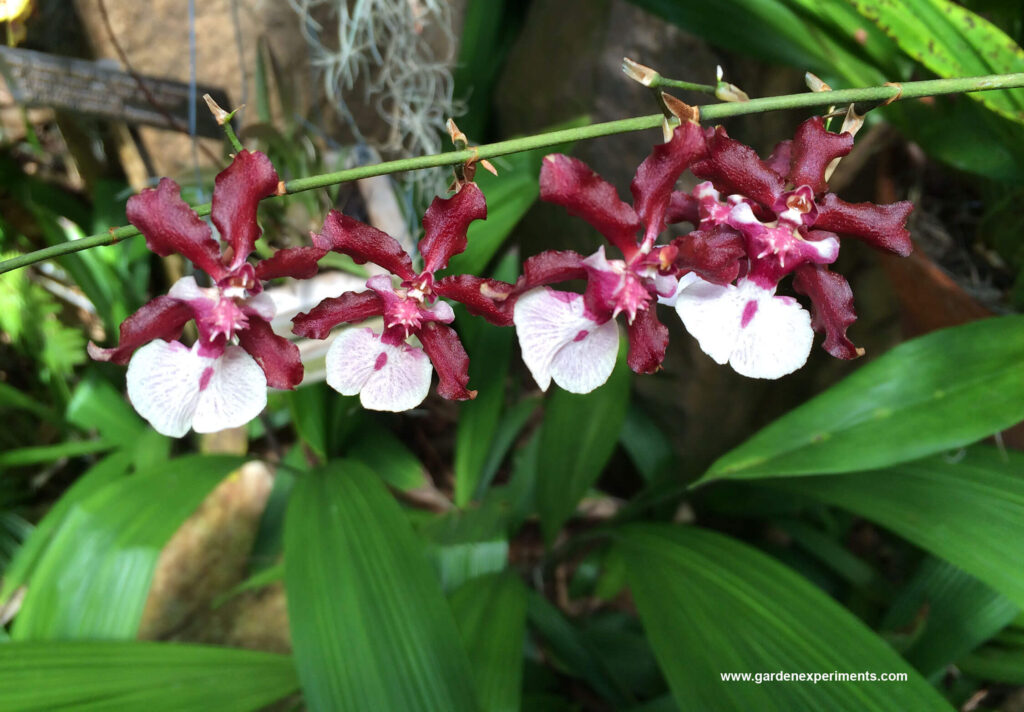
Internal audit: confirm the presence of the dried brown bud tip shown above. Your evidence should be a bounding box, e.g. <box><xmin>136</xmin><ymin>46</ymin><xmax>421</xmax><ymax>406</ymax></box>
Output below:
<box><xmin>203</xmin><ymin>93</ymin><xmax>230</xmax><ymax>125</ymax></box>
<box><xmin>661</xmin><ymin>92</ymin><xmax>700</xmax><ymax>124</ymax></box>
<box><xmin>622</xmin><ymin>57</ymin><xmax>659</xmax><ymax>87</ymax></box>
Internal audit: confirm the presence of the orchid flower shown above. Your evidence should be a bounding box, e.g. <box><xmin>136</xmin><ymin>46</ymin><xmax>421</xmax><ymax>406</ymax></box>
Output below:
<box><xmin>88</xmin><ymin>150</ymin><xmax>323</xmax><ymax>437</ymax></box>
<box><xmin>661</xmin><ymin>117</ymin><xmax>913</xmax><ymax>378</ymax></box>
<box><xmin>292</xmin><ymin>182</ymin><xmax>514</xmax><ymax>412</ymax></box>
<box><xmin>512</xmin><ymin>121</ymin><xmax>724</xmax><ymax>394</ymax></box>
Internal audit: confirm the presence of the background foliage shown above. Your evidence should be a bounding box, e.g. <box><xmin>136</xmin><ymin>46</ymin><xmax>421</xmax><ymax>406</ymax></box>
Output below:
<box><xmin>2</xmin><ymin>0</ymin><xmax>1024</xmax><ymax>710</ymax></box>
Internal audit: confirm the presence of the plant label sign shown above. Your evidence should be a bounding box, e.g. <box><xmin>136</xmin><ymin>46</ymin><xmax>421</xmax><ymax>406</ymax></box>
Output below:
<box><xmin>0</xmin><ymin>46</ymin><xmax>230</xmax><ymax>139</ymax></box>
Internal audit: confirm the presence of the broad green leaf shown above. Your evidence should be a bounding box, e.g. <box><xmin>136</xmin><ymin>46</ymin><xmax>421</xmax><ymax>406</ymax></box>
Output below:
<box><xmin>0</xmin><ymin>382</ymin><xmax>60</xmax><ymax>424</ymax></box>
<box><xmin>775</xmin><ymin>446</ymin><xmax>1024</xmax><ymax>609</ymax></box>
<box><xmin>287</xmin><ymin>383</ymin><xmax>331</xmax><ymax>459</ymax></box>
<box><xmin>883</xmin><ymin>557</ymin><xmax>1017</xmax><ymax>678</ymax></box>
<box><xmin>454</xmin><ymin>252</ymin><xmax>519</xmax><ymax>506</ymax></box>
<box><xmin>628</xmin><ymin>0</ymin><xmax>886</xmax><ymax>84</ymax></box>
<box><xmin>431</xmin><ymin>539</ymin><xmax>509</xmax><ymax>593</ymax></box>
<box><xmin>66</xmin><ymin>376</ymin><xmax>145</xmax><ymax>446</ymax></box>
<box><xmin>12</xmin><ymin>455</ymin><xmax>243</xmax><ymax>640</ymax></box>
<box><xmin>0</xmin><ymin>450</ymin><xmax>133</xmax><ymax>603</ymax></box>
<box><xmin>0</xmin><ymin>438</ymin><xmax>114</xmax><ymax>469</ymax></box>
<box><xmin>536</xmin><ymin>343</ymin><xmax>631</xmax><ymax>541</ymax></box>
<box><xmin>527</xmin><ymin>591</ymin><xmax>635</xmax><ymax>708</ymax></box>
<box><xmin>0</xmin><ymin>640</ymin><xmax>298</xmax><ymax>711</ymax></box>
<box><xmin>619</xmin><ymin>524</ymin><xmax>952</xmax><ymax>712</ymax></box>
<box><xmin>284</xmin><ymin>460</ymin><xmax>480</xmax><ymax>712</ymax></box>
<box><xmin>703</xmin><ymin>317</ymin><xmax>1024</xmax><ymax>482</ymax></box>
<box><xmin>347</xmin><ymin>418</ymin><xmax>428</xmax><ymax>492</ymax></box>
<box><xmin>476</xmin><ymin>396</ymin><xmax>540</xmax><ymax>498</ymax></box>
<box><xmin>620</xmin><ymin>402</ymin><xmax>674</xmax><ymax>482</ymax></box>
<box><xmin>958</xmin><ymin>647</ymin><xmax>1024</xmax><ymax>684</ymax></box>
<box><xmin>451</xmin><ymin>572</ymin><xmax>528</xmax><ymax>712</ymax></box>
<box><xmin>848</xmin><ymin>0</ymin><xmax>1024</xmax><ymax>123</ymax></box>
<box><xmin>452</xmin><ymin>0</ymin><xmax>528</xmax><ymax>137</ymax></box>
<box><xmin>578</xmin><ymin>612</ymin><xmax>669</xmax><ymax>700</ymax></box>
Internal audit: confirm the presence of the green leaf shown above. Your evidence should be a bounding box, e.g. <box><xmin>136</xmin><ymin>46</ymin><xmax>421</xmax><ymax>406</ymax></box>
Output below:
<box><xmin>620</xmin><ymin>402</ymin><xmax>674</xmax><ymax>482</ymax></box>
<box><xmin>958</xmin><ymin>646</ymin><xmax>1024</xmax><ymax>684</ymax></box>
<box><xmin>0</xmin><ymin>438</ymin><xmax>115</xmax><ymax>468</ymax></box>
<box><xmin>212</xmin><ymin>561</ymin><xmax>284</xmax><ymax>609</ymax></box>
<box><xmin>348</xmin><ymin>418</ymin><xmax>428</xmax><ymax>492</ymax></box>
<box><xmin>629</xmin><ymin>0</ymin><xmax>887</xmax><ymax>84</ymax></box>
<box><xmin>0</xmin><ymin>640</ymin><xmax>298</xmax><ymax>711</ymax></box>
<box><xmin>883</xmin><ymin>557</ymin><xmax>1017</xmax><ymax>678</ymax></box>
<box><xmin>12</xmin><ymin>455</ymin><xmax>243</xmax><ymax>640</ymax></box>
<box><xmin>0</xmin><ymin>382</ymin><xmax>60</xmax><ymax>425</ymax></box>
<box><xmin>0</xmin><ymin>451</ymin><xmax>133</xmax><ymax>604</ymax></box>
<box><xmin>66</xmin><ymin>376</ymin><xmax>145</xmax><ymax>446</ymax></box>
<box><xmin>703</xmin><ymin>317</ymin><xmax>1024</xmax><ymax>482</ymax></box>
<box><xmin>451</xmin><ymin>572</ymin><xmax>528</xmax><ymax>712</ymax></box>
<box><xmin>774</xmin><ymin>446</ymin><xmax>1024</xmax><ymax>609</ymax></box>
<box><xmin>848</xmin><ymin>0</ymin><xmax>1024</xmax><ymax>124</ymax></box>
<box><xmin>284</xmin><ymin>460</ymin><xmax>480</xmax><ymax>712</ymax></box>
<box><xmin>431</xmin><ymin>539</ymin><xmax>509</xmax><ymax>594</ymax></box>
<box><xmin>452</xmin><ymin>0</ymin><xmax>528</xmax><ymax>137</ymax></box>
<box><xmin>619</xmin><ymin>524</ymin><xmax>952</xmax><ymax>711</ymax></box>
<box><xmin>454</xmin><ymin>252</ymin><xmax>520</xmax><ymax>506</ymax></box>
<box><xmin>527</xmin><ymin>591</ymin><xmax>635</xmax><ymax>708</ymax></box>
<box><xmin>536</xmin><ymin>344</ymin><xmax>630</xmax><ymax>541</ymax></box>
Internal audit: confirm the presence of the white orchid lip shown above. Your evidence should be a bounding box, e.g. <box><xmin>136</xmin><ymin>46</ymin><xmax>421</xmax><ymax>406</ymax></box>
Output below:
<box><xmin>324</xmin><ymin>327</ymin><xmax>433</xmax><ymax>412</ymax></box>
<box><xmin>512</xmin><ymin>287</ymin><xmax>619</xmax><ymax>394</ymax></box>
<box><xmin>673</xmin><ymin>276</ymin><xmax>813</xmax><ymax>379</ymax></box>
<box><xmin>126</xmin><ymin>340</ymin><xmax>267</xmax><ymax>437</ymax></box>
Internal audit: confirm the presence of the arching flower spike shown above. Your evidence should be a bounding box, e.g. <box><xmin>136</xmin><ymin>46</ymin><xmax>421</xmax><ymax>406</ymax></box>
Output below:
<box><xmin>292</xmin><ymin>182</ymin><xmax>515</xmax><ymax>412</ymax></box>
<box><xmin>88</xmin><ymin>150</ymin><xmax>324</xmax><ymax>437</ymax></box>
<box><xmin>662</xmin><ymin>117</ymin><xmax>913</xmax><ymax>378</ymax></box>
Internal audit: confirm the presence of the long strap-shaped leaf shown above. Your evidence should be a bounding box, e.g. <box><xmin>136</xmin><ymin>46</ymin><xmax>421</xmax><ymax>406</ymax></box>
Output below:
<box><xmin>619</xmin><ymin>524</ymin><xmax>953</xmax><ymax>712</ymax></box>
<box><xmin>12</xmin><ymin>454</ymin><xmax>245</xmax><ymax>640</ymax></box>
<box><xmin>774</xmin><ymin>446</ymin><xmax>1024</xmax><ymax>609</ymax></box>
<box><xmin>450</xmin><ymin>571</ymin><xmax>528</xmax><ymax>712</ymax></box>
<box><xmin>701</xmin><ymin>316</ymin><xmax>1024</xmax><ymax>482</ymax></box>
<box><xmin>284</xmin><ymin>460</ymin><xmax>480</xmax><ymax>712</ymax></box>
<box><xmin>0</xmin><ymin>640</ymin><xmax>298</xmax><ymax>712</ymax></box>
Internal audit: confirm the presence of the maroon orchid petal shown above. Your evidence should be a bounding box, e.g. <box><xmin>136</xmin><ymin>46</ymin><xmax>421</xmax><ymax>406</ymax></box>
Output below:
<box><xmin>814</xmin><ymin>194</ymin><xmax>914</xmax><ymax>256</ymax></box>
<box><xmin>626</xmin><ymin>121</ymin><xmax>708</xmax><ymax>242</ymax></box>
<box><xmin>691</xmin><ymin>126</ymin><xmax>785</xmax><ymax>208</ymax></box>
<box><xmin>765</xmin><ymin>139</ymin><xmax>793</xmax><ymax>178</ymax></box>
<box><xmin>788</xmin><ymin>117</ymin><xmax>853</xmax><ymax>194</ymax></box>
<box><xmin>671</xmin><ymin>225</ymin><xmax>746</xmax><ymax>285</ymax></box>
<box><xmin>630</xmin><ymin>122</ymin><xmax>707</xmax><ymax>243</ymax></box>
<box><xmin>127</xmin><ymin>178</ymin><xmax>226</xmax><ymax>281</ymax></box>
<box><xmin>518</xmin><ymin>250</ymin><xmax>587</xmax><ymax>292</ymax></box>
<box><xmin>237</xmin><ymin>316</ymin><xmax>304</xmax><ymax>389</ymax></box>
<box><xmin>313</xmin><ymin>210</ymin><xmax>416</xmax><ymax>280</ymax></box>
<box><xmin>211</xmin><ymin>150</ymin><xmax>280</xmax><ymax>268</ymax></box>
<box><xmin>435</xmin><ymin>274</ymin><xmax>516</xmax><ymax>326</ymax></box>
<box><xmin>626</xmin><ymin>305</ymin><xmax>669</xmax><ymax>375</ymax></box>
<box><xmin>419</xmin><ymin>182</ymin><xmax>487</xmax><ymax>274</ymax></box>
<box><xmin>292</xmin><ymin>291</ymin><xmax>384</xmax><ymax>340</ymax></box>
<box><xmin>87</xmin><ymin>295</ymin><xmax>194</xmax><ymax>365</ymax></box>
<box><xmin>255</xmin><ymin>246</ymin><xmax>327</xmax><ymax>281</ymax></box>
<box><xmin>665</xmin><ymin>191</ymin><xmax>700</xmax><ymax>225</ymax></box>
<box><xmin>792</xmin><ymin>263</ymin><xmax>860</xmax><ymax>359</ymax></box>
<box><xmin>539</xmin><ymin>154</ymin><xmax>642</xmax><ymax>259</ymax></box>
<box><xmin>417</xmin><ymin>321</ymin><xmax>475</xmax><ymax>401</ymax></box>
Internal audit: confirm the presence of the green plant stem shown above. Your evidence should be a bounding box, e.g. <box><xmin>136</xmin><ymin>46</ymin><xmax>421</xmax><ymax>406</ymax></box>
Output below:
<box><xmin>654</xmin><ymin>77</ymin><xmax>717</xmax><ymax>94</ymax></box>
<box><xmin>3</xmin><ymin>72</ymin><xmax>1023</xmax><ymax>276</ymax></box>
